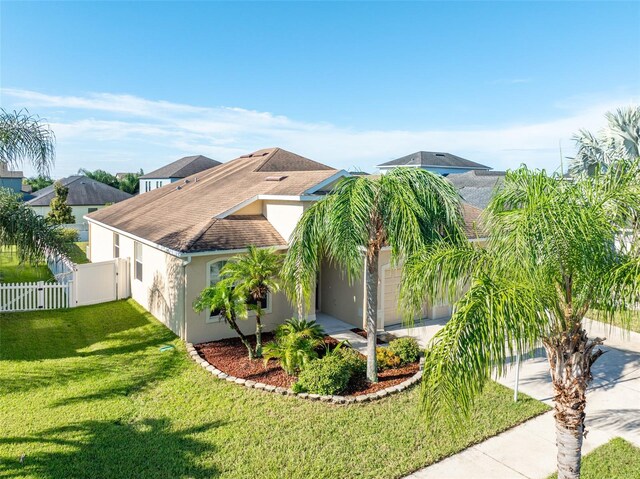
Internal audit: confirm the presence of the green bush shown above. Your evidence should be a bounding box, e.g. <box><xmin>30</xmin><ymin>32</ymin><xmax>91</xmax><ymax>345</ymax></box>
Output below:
<box><xmin>376</xmin><ymin>347</ymin><xmax>401</xmax><ymax>370</ymax></box>
<box><xmin>335</xmin><ymin>346</ymin><xmax>366</xmax><ymax>380</ymax></box>
<box><xmin>57</xmin><ymin>227</ymin><xmax>80</xmax><ymax>243</ymax></box>
<box><xmin>388</xmin><ymin>337</ymin><xmax>420</xmax><ymax>365</ymax></box>
<box><xmin>294</xmin><ymin>355</ymin><xmax>351</xmax><ymax>395</ymax></box>
<box><xmin>263</xmin><ymin>333</ymin><xmax>320</xmax><ymax>376</ymax></box>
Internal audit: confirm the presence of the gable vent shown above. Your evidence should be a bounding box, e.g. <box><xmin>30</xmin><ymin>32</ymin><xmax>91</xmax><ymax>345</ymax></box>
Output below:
<box><xmin>265</xmin><ymin>175</ymin><xmax>288</xmax><ymax>182</ymax></box>
<box><xmin>435</xmin><ymin>153</ymin><xmax>445</xmax><ymax>157</ymax></box>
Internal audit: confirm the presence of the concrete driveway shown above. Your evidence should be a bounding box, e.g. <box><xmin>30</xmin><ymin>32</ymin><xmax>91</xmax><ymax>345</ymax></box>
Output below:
<box><xmin>405</xmin><ymin>319</ymin><xmax>640</xmax><ymax>479</ymax></box>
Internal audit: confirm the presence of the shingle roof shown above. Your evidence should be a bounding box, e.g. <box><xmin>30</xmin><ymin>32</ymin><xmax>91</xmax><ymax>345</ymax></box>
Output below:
<box><xmin>140</xmin><ymin>155</ymin><xmax>221</xmax><ymax>179</ymax></box>
<box><xmin>26</xmin><ymin>176</ymin><xmax>132</xmax><ymax>206</ymax></box>
<box><xmin>447</xmin><ymin>170</ymin><xmax>506</xmax><ymax>209</ymax></box>
<box><xmin>461</xmin><ymin>203</ymin><xmax>486</xmax><ymax>239</ymax></box>
<box><xmin>87</xmin><ymin>148</ymin><xmax>339</xmax><ymax>253</ymax></box>
<box><xmin>378</xmin><ymin>151</ymin><xmax>491</xmax><ymax>170</ymax></box>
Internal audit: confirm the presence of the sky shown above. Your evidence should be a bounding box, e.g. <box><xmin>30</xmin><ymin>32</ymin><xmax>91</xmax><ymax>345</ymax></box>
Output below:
<box><xmin>1</xmin><ymin>1</ymin><xmax>639</xmax><ymax>177</ymax></box>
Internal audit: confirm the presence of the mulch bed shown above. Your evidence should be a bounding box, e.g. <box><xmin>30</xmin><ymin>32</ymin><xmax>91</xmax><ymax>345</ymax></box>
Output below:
<box><xmin>195</xmin><ymin>333</ymin><xmax>419</xmax><ymax>397</ymax></box>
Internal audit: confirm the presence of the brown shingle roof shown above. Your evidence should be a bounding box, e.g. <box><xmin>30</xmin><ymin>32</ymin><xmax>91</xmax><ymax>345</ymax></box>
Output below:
<box><xmin>461</xmin><ymin>203</ymin><xmax>486</xmax><ymax>239</ymax></box>
<box><xmin>88</xmin><ymin>148</ymin><xmax>338</xmax><ymax>253</ymax></box>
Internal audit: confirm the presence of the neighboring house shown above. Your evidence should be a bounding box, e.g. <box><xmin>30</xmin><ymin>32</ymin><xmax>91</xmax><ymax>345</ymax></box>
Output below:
<box><xmin>26</xmin><ymin>176</ymin><xmax>132</xmax><ymax>224</ymax></box>
<box><xmin>139</xmin><ymin>155</ymin><xmax>221</xmax><ymax>194</ymax></box>
<box><xmin>378</xmin><ymin>151</ymin><xmax>492</xmax><ymax>176</ymax></box>
<box><xmin>447</xmin><ymin>169</ymin><xmax>506</xmax><ymax>209</ymax></box>
<box><xmin>0</xmin><ymin>163</ymin><xmax>24</xmax><ymax>195</ymax></box>
<box><xmin>86</xmin><ymin>147</ymin><xmax>483</xmax><ymax>345</ymax></box>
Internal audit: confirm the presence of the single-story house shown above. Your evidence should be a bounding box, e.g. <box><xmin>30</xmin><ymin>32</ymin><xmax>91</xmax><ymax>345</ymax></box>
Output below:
<box><xmin>378</xmin><ymin>151</ymin><xmax>491</xmax><ymax>176</ymax></box>
<box><xmin>139</xmin><ymin>155</ymin><xmax>221</xmax><ymax>194</ymax></box>
<box><xmin>86</xmin><ymin>147</ymin><xmax>483</xmax><ymax>345</ymax></box>
<box><xmin>26</xmin><ymin>176</ymin><xmax>132</xmax><ymax>224</ymax></box>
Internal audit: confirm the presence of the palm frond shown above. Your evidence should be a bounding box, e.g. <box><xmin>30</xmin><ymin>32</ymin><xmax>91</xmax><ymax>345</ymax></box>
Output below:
<box><xmin>0</xmin><ymin>109</ymin><xmax>55</xmax><ymax>175</ymax></box>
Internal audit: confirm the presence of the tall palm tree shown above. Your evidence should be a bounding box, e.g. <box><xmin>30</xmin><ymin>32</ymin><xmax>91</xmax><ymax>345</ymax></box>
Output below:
<box><xmin>0</xmin><ymin>109</ymin><xmax>55</xmax><ymax>175</ymax></box>
<box><xmin>282</xmin><ymin>168</ymin><xmax>464</xmax><ymax>382</ymax></box>
<box><xmin>220</xmin><ymin>246</ymin><xmax>283</xmax><ymax>357</ymax></box>
<box><xmin>193</xmin><ymin>279</ymin><xmax>254</xmax><ymax>358</ymax></box>
<box><xmin>570</xmin><ymin>106</ymin><xmax>640</xmax><ymax>176</ymax></box>
<box><xmin>400</xmin><ymin>161</ymin><xmax>640</xmax><ymax>479</ymax></box>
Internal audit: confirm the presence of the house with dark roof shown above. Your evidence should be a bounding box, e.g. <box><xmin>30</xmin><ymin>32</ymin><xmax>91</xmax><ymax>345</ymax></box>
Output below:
<box><xmin>86</xmin><ymin>147</ymin><xmax>484</xmax><ymax>344</ymax></box>
<box><xmin>26</xmin><ymin>176</ymin><xmax>132</xmax><ymax>224</ymax></box>
<box><xmin>377</xmin><ymin>151</ymin><xmax>491</xmax><ymax>176</ymax></box>
<box><xmin>139</xmin><ymin>155</ymin><xmax>221</xmax><ymax>194</ymax></box>
<box><xmin>0</xmin><ymin>164</ymin><xmax>24</xmax><ymax>195</ymax></box>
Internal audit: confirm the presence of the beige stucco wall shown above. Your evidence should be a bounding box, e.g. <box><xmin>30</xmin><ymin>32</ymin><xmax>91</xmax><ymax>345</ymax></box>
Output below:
<box><xmin>233</xmin><ymin>200</ymin><xmax>263</xmax><ymax>215</ymax></box>
<box><xmin>88</xmin><ymin>222</ymin><xmax>185</xmax><ymax>338</ymax></box>
<box><xmin>319</xmin><ymin>259</ymin><xmax>365</xmax><ymax>328</ymax></box>
<box><xmin>183</xmin><ymin>253</ymin><xmax>307</xmax><ymax>344</ymax></box>
<box><xmin>262</xmin><ymin>200</ymin><xmax>308</xmax><ymax>241</ymax></box>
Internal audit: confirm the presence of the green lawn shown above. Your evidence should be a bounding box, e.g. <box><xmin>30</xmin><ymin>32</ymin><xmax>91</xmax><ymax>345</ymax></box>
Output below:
<box><xmin>0</xmin><ymin>248</ymin><xmax>53</xmax><ymax>283</ymax></box>
<box><xmin>68</xmin><ymin>242</ymin><xmax>89</xmax><ymax>264</ymax></box>
<box><xmin>0</xmin><ymin>300</ymin><xmax>549</xmax><ymax>479</ymax></box>
<box><xmin>588</xmin><ymin>309</ymin><xmax>640</xmax><ymax>333</ymax></box>
<box><xmin>547</xmin><ymin>438</ymin><xmax>640</xmax><ymax>479</ymax></box>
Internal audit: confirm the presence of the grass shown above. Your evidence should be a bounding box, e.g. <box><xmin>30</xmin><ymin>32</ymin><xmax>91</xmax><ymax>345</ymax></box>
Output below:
<box><xmin>588</xmin><ymin>309</ymin><xmax>640</xmax><ymax>334</ymax></box>
<box><xmin>547</xmin><ymin>438</ymin><xmax>640</xmax><ymax>479</ymax></box>
<box><xmin>0</xmin><ymin>300</ymin><xmax>549</xmax><ymax>479</ymax></box>
<box><xmin>0</xmin><ymin>242</ymin><xmax>89</xmax><ymax>284</ymax></box>
<box><xmin>0</xmin><ymin>248</ymin><xmax>53</xmax><ymax>283</ymax></box>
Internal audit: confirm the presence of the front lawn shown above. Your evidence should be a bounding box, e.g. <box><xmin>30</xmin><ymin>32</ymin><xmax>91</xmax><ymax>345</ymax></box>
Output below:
<box><xmin>0</xmin><ymin>300</ymin><xmax>549</xmax><ymax>479</ymax></box>
<box><xmin>0</xmin><ymin>248</ymin><xmax>53</xmax><ymax>283</ymax></box>
<box><xmin>547</xmin><ymin>438</ymin><xmax>640</xmax><ymax>479</ymax></box>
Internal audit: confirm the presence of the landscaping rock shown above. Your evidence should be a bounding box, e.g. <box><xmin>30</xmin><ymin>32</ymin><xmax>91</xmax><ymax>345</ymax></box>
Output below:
<box><xmin>375</xmin><ymin>390</ymin><xmax>388</xmax><ymax>398</ymax></box>
<box><xmin>264</xmin><ymin>385</ymin><xmax>276</xmax><ymax>392</ymax></box>
<box><xmin>234</xmin><ymin>378</ymin><xmax>246</xmax><ymax>385</ymax></box>
<box><xmin>253</xmin><ymin>382</ymin><xmax>266</xmax><ymax>390</ymax></box>
<box><xmin>308</xmin><ymin>393</ymin><xmax>321</xmax><ymax>401</ymax></box>
<box><xmin>244</xmin><ymin>380</ymin><xmax>256</xmax><ymax>388</ymax></box>
<box><xmin>225</xmin><ymin>375</ymin><xmax>236</xmax><ymax>382</ymax></box>
<box><xmin>285</xmin><ymin>389</ymin><xmax>296</xmax><ymax>396</ymax></box>
<box><xmin>355</xmin><ymin>395</ymin><xmax>370</xmax><ymax>403</ymax></box>
<box><xmin>218</xmin><ymin>373</ymin><xmax>229</xmax><ymax>379</ymax></box>
<box><xmin>274</xmin><ymin>387</ymin><xmax>287</xmax><ymax>395</ymax></box>
<box><xmin>298</xmin><ymin>393</ymin><xmax>309</xmax><ymax>399</ymax></box>
<box><xmin>331</xmin><ymin>395</ymin><xmax>346</xmax><ymax>404</ymax></box>
<box><xmin>205</xmin><ymin>365</ymin><xmax>215</xmax><ymax>373</ymax></box>
<box><xmin>319</xmin><ymin>395</ymin><xmax>332</xmax><ymax>402</ymax></box>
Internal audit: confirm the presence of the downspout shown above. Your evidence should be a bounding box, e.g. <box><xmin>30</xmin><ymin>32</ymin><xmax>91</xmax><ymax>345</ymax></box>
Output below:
<box><xmin>180</xmin><ymin>256</ymin><xmax>192</xmax><ymax>341</ymax></box>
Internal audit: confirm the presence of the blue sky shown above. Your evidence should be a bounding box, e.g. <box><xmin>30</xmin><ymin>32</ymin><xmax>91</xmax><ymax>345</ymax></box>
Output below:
<box><xmin>1</xmin><ymin>1</ymin><xmax>639</xmax><ymax>177</ymax></box>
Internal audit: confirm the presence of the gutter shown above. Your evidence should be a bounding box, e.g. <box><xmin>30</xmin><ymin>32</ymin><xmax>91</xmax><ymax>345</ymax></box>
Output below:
<box><xmin>180</xmin><ymin>255</ymin><xmax>192</xmax><ymax>340</ymax></box>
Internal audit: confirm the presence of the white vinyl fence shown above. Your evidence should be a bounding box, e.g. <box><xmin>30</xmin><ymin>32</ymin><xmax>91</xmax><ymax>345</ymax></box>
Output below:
<box><xmin>1</xmin><ymin>256</ymin><xmax>130</xmax><ymax>313</ymax></box>
<box><xmin>0</xmin><ymin>281</ymin><xmax>72</xmax><ymax>312</ymax></box>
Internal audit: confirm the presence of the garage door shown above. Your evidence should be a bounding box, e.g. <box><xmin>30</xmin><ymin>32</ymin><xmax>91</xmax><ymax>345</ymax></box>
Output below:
<box><xmin>383</xmin><ymin>267</ymin><xmax>403</xmax><ymax>326</ymax></box>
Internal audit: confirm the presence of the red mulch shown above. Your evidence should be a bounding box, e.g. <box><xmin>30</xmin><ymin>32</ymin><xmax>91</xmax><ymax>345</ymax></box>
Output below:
<box><xmin>195</xmin><ymin>333</ymin><xmax>419</xmax><ymax>397</ymax></box>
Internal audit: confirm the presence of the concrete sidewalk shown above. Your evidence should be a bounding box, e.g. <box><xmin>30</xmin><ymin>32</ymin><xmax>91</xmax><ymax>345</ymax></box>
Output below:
<box><xmin>406</xmin><ymin>320</ymin><xmax>640</xmax><ymax>479</ymax></box>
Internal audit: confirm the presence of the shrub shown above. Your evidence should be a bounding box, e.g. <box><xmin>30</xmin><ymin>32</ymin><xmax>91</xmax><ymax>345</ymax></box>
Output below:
<box><xmin>57</xmin><ymin>227</ymin><xmax>80</xmax><ymax>243</ymax></box>
<box><xmin>388</xmin><ymin>337</ymin><xmax>420</xmax><ymax>365</ymax></box>
<box><xmin>376</xmin><ymin>347</ymin><xmax>401</xmax><ymax>370</ymax></box>
<box><xmin>294</xmin><ymin>355</ymin><xmax>351</xmax><ymax>395</ymax></box>
<box><xmin>335</xmin><ymin>346</ymin><xmax>366</xmax><ymax>380</ymax></box>
<box><xmin>263</xmin><ymin>330</ymin><xmax>321</xmax><ymax>375</ymax></box>
<box><xmin>276</xmin><ymin>317</ymin><xmax>325</xmax><ymax>341</ymax></box>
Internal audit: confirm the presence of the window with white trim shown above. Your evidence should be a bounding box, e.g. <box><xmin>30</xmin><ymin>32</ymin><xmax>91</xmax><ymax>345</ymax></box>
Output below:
<box><xmin>134</xmin><ymin>241</ymin><xmax>143</xmax><ymax>281</ymax></box>
<box><xmin>205</xmin><ymin>259</ymin><xmax>271</xmax><ymax>323</ymax></box>
<box><xmin>114</xmin><ymin>233</ymin><xmax>120</xmax><ymax>258</ymax></box>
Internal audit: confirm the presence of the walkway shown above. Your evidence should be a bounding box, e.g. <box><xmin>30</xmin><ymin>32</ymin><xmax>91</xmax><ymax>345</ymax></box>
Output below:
<box><xmin>406</xmin><ymin>320</ymin><xmax>640</xmax><ymax>479</ymax></box>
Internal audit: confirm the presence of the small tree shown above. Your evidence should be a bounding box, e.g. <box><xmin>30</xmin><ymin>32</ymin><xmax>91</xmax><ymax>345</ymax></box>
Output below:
<box><xmin>220</xmin><ymin>246</ymin><xmax>282</xmax><ymax>357</ymax></box>
<box><xmin>46</xmin><ymin>181</ymin><xmax>75</xmax><ymax>225</ymax></box>
<box><xmin>23</xmin><ymin>175</ymin><xmax>54</xmax><ymax>193</ymax></box>
<box><xmin>193</xmin><ymin>279</ymin><xmax>254</xmax><ymax>358</ymax></box>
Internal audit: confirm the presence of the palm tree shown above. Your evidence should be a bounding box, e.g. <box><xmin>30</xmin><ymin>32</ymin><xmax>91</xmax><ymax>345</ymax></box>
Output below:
<box><xmin>220</xmin><ymin>246</ymin><xmax>283</xmax><ymax>357</ymax></box>
<box><xmin>0</xmin><ymin>109</ymin><xmax>55</xmax><ymax>175</ymax></box>
<box><xmin>0</xmin><ymin>189</ymin><xmax>67</xmax><ymax>264</ymax></box>
<box><xmin>570</xmin><ymin>106</ymin><xmax>640</xmax><ymax>176</ymax></box>
<box><xmin>400</xmin><ymin>161</ymin><xmax>640</xmax><ymax>479</ymax></box>
<box><xmin>282</xmin><ymin>168</ymin><xmax>464</xmax><ymax>382</ymax></box>
<box><xmin>193</xmin><ymin>279</ymin><xmax>254</xmax><ymax>358</ymax></box>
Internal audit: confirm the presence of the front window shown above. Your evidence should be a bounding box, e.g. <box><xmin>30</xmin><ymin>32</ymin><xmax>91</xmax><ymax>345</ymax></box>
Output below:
<box><xmin>134</xmin><ymin>242</ymin><xmax>143</xmax><ymax>281</ymax></box>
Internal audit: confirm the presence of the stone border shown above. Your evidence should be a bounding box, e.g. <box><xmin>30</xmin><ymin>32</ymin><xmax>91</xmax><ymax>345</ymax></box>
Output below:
<box><xmin>185</xmin><ymin>342</ymin><xmax>424</xmax><ymax>404</ymax></box>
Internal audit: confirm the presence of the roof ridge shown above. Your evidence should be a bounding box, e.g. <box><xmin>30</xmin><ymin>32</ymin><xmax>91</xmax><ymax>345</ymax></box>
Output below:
<box><xmin>253</xmin><ymin>147</ymin><xmax>279</xmax><ymax>172</ymax></box>
<box><xmin>183</xmin><ymin>217</ymin><xmax>220</xmax><ymax>252</ymax></box>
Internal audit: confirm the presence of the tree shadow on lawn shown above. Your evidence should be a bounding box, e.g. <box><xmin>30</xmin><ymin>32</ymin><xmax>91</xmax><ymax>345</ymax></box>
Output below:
<box><xmin>0</xmin><ymin>418</ymin><xmax>222</xmax><ymax>479</ymax></box>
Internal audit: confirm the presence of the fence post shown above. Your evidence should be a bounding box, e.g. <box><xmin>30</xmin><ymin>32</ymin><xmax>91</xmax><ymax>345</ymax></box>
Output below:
<box><xmin>67</xmin><ymin>280</ymin><xmax>75</xmax><ymax>308</ymax></box>
<box><xmin>37</xmin><ymin>281</ymin><xmax>45</xmax><ymax>309</ymax></box>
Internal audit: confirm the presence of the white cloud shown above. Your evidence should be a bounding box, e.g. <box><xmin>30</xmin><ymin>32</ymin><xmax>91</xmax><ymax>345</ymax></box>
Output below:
<box><xmin>2</xmin><ymin>88</ymin><xmax>637</xmax><ymax>177</ymax></box>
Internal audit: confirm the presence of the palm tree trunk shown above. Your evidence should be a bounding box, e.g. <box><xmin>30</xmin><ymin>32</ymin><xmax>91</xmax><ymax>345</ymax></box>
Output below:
<box><xmin>543</xmin><ymin>328</ymin><xmax>604</xmax><ymax>479</ymax></box>
<box><xmin>255</xmin><ymin>312</ymin><xmax>263</xmax><ymax>358</ymax></box>
<box><xmin>228</xmin><ymin>316</ymin><xmax>255</xmax><ymax>360</ymax></box>
<box><xmin>365</xmin><ymin>252</ymin><xmax>379</xmax><ymax>383</ymax></box>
